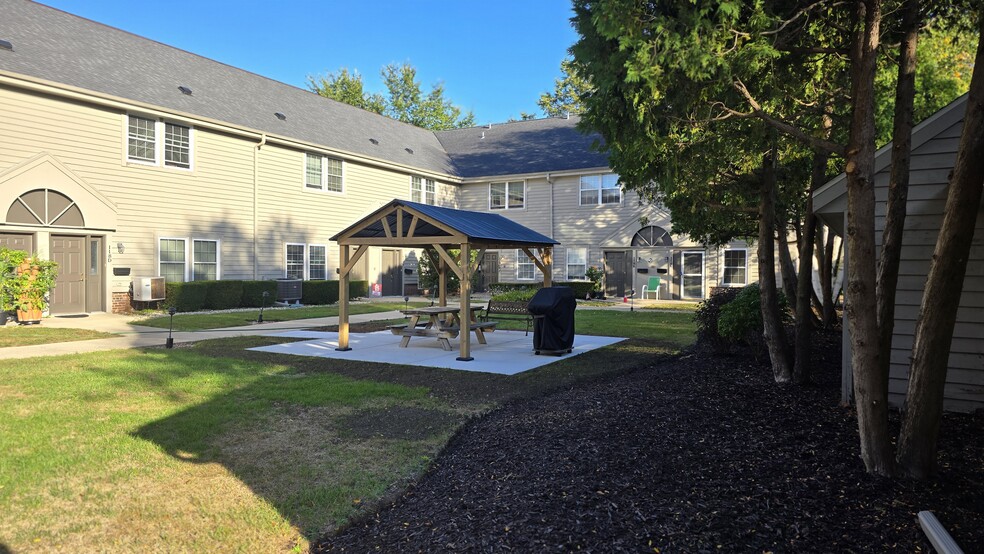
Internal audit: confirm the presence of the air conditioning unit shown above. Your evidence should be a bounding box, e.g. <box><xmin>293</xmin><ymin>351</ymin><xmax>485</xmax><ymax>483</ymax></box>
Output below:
<box><xmin>276</xmin><ymin>278</ymin><xmax>303</xmax><ymax>302</ymax></box>
<box><xmin>132</xmin><ymin>276</ymin><xmax>166</xmax><ymax>301</ymax></box>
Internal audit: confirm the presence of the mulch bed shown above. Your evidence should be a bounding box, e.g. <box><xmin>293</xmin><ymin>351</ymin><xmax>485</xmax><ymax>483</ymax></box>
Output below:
<box><xmin>312</xmin><ymin>331</ymin><xmax>983</xmax><ymax>552</ymax></box>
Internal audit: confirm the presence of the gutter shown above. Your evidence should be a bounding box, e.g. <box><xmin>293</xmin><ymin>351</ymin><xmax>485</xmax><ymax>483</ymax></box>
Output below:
<box><xmin>253</xmin><ymin>133</ymin><xmax>267</xmax><ymax>279</ymax></box>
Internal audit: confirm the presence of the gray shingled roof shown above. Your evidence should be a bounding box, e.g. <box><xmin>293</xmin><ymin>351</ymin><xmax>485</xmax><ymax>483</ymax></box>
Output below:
<box><xmin>0</xmin><ymin>0</ymin><xmax>454</xmax><ymax>174</ymax></box>
<box><xmin>435</xmin><ymin>116</ymin><xmax>610</xmax><ymax>178</ymax></box>
<box><xmin>0</xmin><ymin>1</ymin><xmax>610</xmax><ymax>179</ymax></box>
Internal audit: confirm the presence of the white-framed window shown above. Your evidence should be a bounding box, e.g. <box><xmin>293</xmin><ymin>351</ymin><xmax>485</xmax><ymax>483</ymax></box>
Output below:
<box><xmin>192</xmin><ymin>239</ymin><xmax>219</xmax><ymax>281</ymax></box>
<box><xmin>127</xmin><ymin>114</ymin><xmax>193</xmax><ymax>169</ymax></box>
<box><xmin>305</xmin><ymin>153</ymin><xmax>343</xmax><ymax>193</ymax></box>
<box><xmin>579</xmin><ymin>174</ymin><xmax>621</xmax><ymax>205</ymax></box>
<box><xmin>566</xmin><ymin>247</ymin><xmax>587</xmax><ymax>280</ymax></box>
<box><xmin>490</xmin><ymin>181</ymin><xmax>525</xmax><ymax>210</ymax></box>
<box><xmin>309</xmin><ymin>245</ymin><xmax>328</xmax><ymax>280</ymax></box>
<box><xmin>411</xmin><ymin>176</ymin><xmax>436</xmax><ymax>205</ymax></box>
<box><xmin>516</xmin><ymin>249</ymin><xmax>535</xmax><ymax>280</ymax></box>
<box><xmin>159</xmin><ymin>238</ymin><xmax>187</xmax><ymax>282</ymax></box>
<box><xmin>286</xmin><ymin>243</ymin><xmax>305</xmax><ymax>279</ymax></box>
<box><xmin>722</xmin><ymin>249</ymin><xmax>747</xmax><ymax>286</ymax></box>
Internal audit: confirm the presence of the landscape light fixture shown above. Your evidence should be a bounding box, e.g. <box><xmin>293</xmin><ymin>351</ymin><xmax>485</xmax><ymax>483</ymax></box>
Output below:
<box><xmin>257</xmin><ymin>290</ymin><xmax>270</xmax><ymax>323</ymax></box>
<box><xmin>166</xmin><ymin>307</ymin><xmax>177</xmax><ymax>348</ymax></box>
<box><xmin>403</xmin><ymin>295</ymin><xmax>410</xmax><ymax>316</ymax></box>
<box><xmin>629</xmin><ymin>289</ymin><xmax>635</xmax><ymax>312</ymax></box>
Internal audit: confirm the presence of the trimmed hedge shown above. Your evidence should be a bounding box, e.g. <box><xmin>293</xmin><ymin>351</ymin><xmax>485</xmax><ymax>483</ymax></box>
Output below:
<box><xmin>240</xmin><ymin>280</ymin><xmax>278</xmax><ymax>307</ymax></box>
<box><xmin>159</xmin><ymin>279</ymin><xmax>370</xmax><ymax>312</ymax></box>
<box><xmin>205</xmin><ymin>280</ymin><xmax>244</xmax><ymax>310</ymax></box>
<box><xmin>161</xmin><ymin>281</ymin><xmax>209</xmax><ymax>312</ymax></box>
<box><xmin>489</xmin><ymin>281</ymin><xmax>594</xmax><ymax>300</ymax></box>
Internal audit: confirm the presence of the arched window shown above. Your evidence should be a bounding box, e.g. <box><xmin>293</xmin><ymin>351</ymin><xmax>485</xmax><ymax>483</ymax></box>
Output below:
<box><xmin>631</xmin><ymin>225</ymin><xmax>672</xmax><ymax>247</ymax></box>
<box><xmin>6</xmin><ymin>189</ymin><xmax>84</xmax><ymax>227</ymax></box>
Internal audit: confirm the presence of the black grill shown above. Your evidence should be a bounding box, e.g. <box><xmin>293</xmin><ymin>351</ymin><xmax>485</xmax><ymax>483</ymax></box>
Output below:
<box><xmin>527</xmin><ymin>286</ymin><xmax>576</xmax><ymax>355</ymax></box>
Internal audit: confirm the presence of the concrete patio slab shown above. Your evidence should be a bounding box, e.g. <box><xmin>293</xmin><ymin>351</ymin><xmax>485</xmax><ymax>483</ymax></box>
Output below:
<box><xmin>249</xmin><ymin>330</ymin><xmax>626</xmax><ymax>375</ymax></box>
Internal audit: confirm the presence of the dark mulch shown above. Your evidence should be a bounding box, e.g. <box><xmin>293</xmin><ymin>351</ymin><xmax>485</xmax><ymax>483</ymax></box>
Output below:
<box><xmin>312</xmin><ymin>332</ymin><xmax>983</xmax><ymax>552</ymax></box>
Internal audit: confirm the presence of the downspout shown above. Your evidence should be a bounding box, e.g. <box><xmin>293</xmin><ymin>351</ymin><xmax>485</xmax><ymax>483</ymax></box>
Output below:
<box><xmin>253</xmin><ymin>133</ymin><xmax>267</xmax><ymax>279</ymax></box>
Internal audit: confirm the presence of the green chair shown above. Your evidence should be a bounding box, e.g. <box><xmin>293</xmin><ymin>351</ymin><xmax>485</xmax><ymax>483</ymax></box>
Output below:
<box><xmin>642</xmin><ymin>276</ymin><xmax>661</xmax><ymax>299</ymax></box>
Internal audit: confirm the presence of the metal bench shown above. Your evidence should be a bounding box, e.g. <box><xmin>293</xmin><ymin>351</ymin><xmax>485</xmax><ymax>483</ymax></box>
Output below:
<box><xmin>482</xmin><ymin>300</ymin><xmax>532</xmax><ymax>335</ymax></box>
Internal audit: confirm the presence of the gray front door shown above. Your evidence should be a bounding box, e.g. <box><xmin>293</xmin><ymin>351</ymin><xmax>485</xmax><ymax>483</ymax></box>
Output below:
<box><xmin>0</xmin><ymin>233</ymin><xmax>33</xmax><ymax>253</ymax></box>
<box><xmin>604</xmin><ymin>251</ymin><xmax>631</xmax><ymax>297</ymax></box>
<box><xmin>86</xmin><ymin>236</ymin><xmax>104</xmax><ymax>312</ymax></box>
<box><xmin>381</xmin><ymin>249</ymin><xmax>402</xmax><ymax>296</ymax></box>
<box><xmin>50</xmin><ymin>235</ymin><xmax>85</xmax><ymax>314</ymax></box>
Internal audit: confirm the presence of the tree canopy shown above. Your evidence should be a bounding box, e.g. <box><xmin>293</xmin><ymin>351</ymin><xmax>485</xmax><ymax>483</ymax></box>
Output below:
<box><xmin>309</xmin><ymin>62</ymin><xmax>475</xmax><ymax>130</ymax></box>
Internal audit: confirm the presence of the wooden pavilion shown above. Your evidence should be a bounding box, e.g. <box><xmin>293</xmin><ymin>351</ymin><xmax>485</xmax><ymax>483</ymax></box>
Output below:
<box><xmin>330</xmin><ymin>199</ymin><xmax>559</xmax><ymax>361</ymax></box>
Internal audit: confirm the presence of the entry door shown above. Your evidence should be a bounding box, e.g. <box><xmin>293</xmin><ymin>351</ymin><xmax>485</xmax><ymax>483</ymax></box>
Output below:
<box><xmin>381</xmin><ymin>249</ymin><xmax>402</xmax><ymax>296</ymax></box>
<box><xmin>682</xmin><ymin>251</ymin><xmax>705</xmax><ymax>299</ymax></box>
<box><xmin>0</xmin><ymin>233</ymin><xmax>33</xmax><ymax>253</ymax></box>
<box><xmin>477</xmin><ymin>252</ymin><xmax>499</xmax><ymax>292</ymax></box>
<box><xmin>604</xmin><ymin>251</ymin><xmax>631</xmax><ymax>297</ymax></box>
<box><xmin>50</xmin><ymin>235</ymin><xmax>85</xmax><ymax>314</ymax></box>
<box><xmin>86</xmin><ymin>237</ymin><xmax>104</xmax><ymax>312</ymax></box>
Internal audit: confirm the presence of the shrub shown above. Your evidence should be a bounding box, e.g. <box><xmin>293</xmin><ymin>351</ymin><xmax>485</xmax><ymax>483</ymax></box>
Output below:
<box><xmin>491</xmin><ymin>288</ymin><xmax>538</xmax><ymax>302</ymax></box>
<box><xmin>716</xmin><ymin>283</ymin><xmax>792</xmax><ymax>350</ymax></box>
<box><xmin>162</xmin><ymin>281</ymin><xmax>209</xmax><ymax>312</ymax></box>
<box><xmin>694</xmin><ymin>286</ymin><xmax>743</xmax><ymax>350</ymax></box>
<box><xmin>301</xmin><ymin>280</ymin><xmax>332</xmax><ymax>305</ymax></box>
<box><xmin>205</xmin><ymin>280</ymin><xmax>244</xmax><ymax>310</ymax></box>
<box><xmin>489</xmin><ymin>282</ymin><xmax>542</xmax><ymax>296</ymax></box>
<box><xmin>240</xmin><ymin>280</ymin><xmax>278</xmax><ymax>307</ymax></box>
<box><xmin>555</xmin><ymin>281</ymin><xmax>595</xmax><ymax>299</ymax></box>
<box><xmin>348</xmin><ymin>280</ymin><xmax>368</xmax><ymax>299</ymax></box>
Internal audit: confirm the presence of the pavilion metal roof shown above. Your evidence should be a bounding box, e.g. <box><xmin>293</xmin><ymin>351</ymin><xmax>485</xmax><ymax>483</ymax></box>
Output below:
<box><xmin>331</xmin><ymin>199</ymin><xmax>559</xmax><ymax>248</ymax></box>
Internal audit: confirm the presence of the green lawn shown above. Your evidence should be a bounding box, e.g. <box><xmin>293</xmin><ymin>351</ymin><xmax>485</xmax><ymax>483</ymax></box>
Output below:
<box><xmin>0</xmin><ymin>308</ymin><xmax>695</xmax><ymax>552</ymax></box>
<box><xmin>0</xmin><ymin>326</ymin><xmax>115</xmax><ymax>348</ymax></box>
<box><xmin>132</xmin><ymin>302</ymin><xmax>424</xmax><ymax>331</ymax></box>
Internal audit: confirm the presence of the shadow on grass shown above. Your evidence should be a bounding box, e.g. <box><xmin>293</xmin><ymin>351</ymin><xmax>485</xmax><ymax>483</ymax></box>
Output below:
<box><xmin>130</xmin><ymin>327</ymin><xmax>685</xmax><ymax>543</ymax></box>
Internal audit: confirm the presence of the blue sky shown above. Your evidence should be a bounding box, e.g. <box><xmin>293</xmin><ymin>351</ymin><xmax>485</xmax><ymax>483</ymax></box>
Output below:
<box><xmin>38</xmin><ymin>0</ymin><xmax>579</xmax><ymax>124</ymax></box>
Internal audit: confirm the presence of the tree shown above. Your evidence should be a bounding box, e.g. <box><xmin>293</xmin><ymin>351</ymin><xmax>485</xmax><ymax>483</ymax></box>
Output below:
<box><xmin>381</xmin><ymin>63</ymin><xmax>475</xmax><ymax>130</ymax></box>
<box><xmin>898</xmin><ymin>16</ymin><xmax>984</xmax><ymax>478</ymax></box>
<box><xmin>309</xmin><ymin>63</ymin><xmax>475</xmax><ymax>131</ymax></box>
<box><xmin>538</xmin><ymin>58</ymin><xmax>592</xmax><ymax>117</ymax></box>
<box><xmin>307</xmin><ymin>68</ymin><xmax>386</xmax><ymax>114</ymax></box>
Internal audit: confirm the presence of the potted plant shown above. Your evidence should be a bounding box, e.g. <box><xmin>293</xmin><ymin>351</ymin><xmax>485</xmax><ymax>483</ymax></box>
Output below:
<box><xmin>0</xmin><ymin>247</ymin><xmax>28</xmax><ymax>325</ymax></box>
<box><xmin>11</xmin><ymin>255</ymin><xmax>58</xmax><ymax>324</ymax></box>
<box><xmin>585</xmin><ymin>265</ymin><xmax>604</xmax><ymax>299</ymax></box>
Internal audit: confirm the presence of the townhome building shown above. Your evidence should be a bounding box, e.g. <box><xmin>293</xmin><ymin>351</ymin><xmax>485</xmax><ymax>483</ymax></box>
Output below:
<box><xmin>0</xmin><ymin>0</ymin><xmax>754</xmax><ymax>315</ymax></box>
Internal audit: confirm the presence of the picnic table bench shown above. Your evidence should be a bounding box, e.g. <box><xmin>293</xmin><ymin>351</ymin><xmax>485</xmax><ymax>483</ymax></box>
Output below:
<box><xmin>388</xmin><ymin>306</ymin><xmax>497</xmax><ymax>351</ymax></box>
<box><xmin>482</xmin><ymin>299</ymin><xmax>533</xmax><ymax>335</ymax></box>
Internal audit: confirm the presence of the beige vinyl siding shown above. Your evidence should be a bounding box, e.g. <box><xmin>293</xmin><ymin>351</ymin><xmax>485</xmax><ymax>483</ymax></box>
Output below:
<box><xmin>869</xmin><ymin>117</ymin><xmax>984</xmax><ymax>412</ymax></box>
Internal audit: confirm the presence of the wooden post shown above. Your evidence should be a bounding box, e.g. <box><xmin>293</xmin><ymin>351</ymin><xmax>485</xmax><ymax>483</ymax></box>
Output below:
<box><xmin>542</xmin><ymin>247</ymin><xmax>553</xmax><ymax>287</ymax></box>
<box><xmin>336</xmin><ymin>244</ymin><xmax>352</xmax><ymax>351</ymax></box>
<box><xmin>457</xmin><ymin>242</ymin><xmax>473</xmax><ymax>361</ymax></box>
<box><xmin>438</xmin><ymin>252</ymin><xmax>447</xmax><ymax>307</ymax></box>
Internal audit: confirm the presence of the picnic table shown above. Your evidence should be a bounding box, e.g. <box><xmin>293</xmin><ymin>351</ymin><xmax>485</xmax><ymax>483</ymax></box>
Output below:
<box><xmin>387</xmin><ymin>306</ymin><xmax>497</xmax><ymax>351</ymax></box>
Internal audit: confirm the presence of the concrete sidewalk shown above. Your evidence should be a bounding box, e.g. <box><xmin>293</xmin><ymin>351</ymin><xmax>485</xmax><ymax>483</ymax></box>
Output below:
<box><xmin>0</xmin><ymin>310</ymin><xmax>404</xmax><ymax>360</ymax></box>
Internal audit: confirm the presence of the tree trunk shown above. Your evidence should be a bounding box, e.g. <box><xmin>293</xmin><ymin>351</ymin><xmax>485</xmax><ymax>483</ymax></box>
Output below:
<box><xmin>898</xmin><ymin>23</ymin><xmax>984</xmax><ymax>479</ymax></box>
<box><xmin>776</xmin><ymin>227</ymin><xmax>799</xmax><ymax>315</ymax></box>
<box><xmin>793</xmin><ymin>142</ymin><xmax>830</xmax><ymax>383</ymax></box>
<box><xmin>877</xmin><ymin>0</ymin><xmax>919</xmax><ymax>402</ymax></box>
<box><xmin>845</xmin><ymin>0</ymin><xmax>894</xmax><ymax>476</ymax></box>
<box><xmin>759</xmin><ymin>148</ymin><xmax>793</xmax><ymax>382</ymax></box>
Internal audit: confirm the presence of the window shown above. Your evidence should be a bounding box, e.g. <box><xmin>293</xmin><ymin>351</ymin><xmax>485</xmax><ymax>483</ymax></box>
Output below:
<box><xmin>159</xmin><ymin>238</ymin><xmax>186</xmax><ymax>282</ymax></box>
<box><xmin>309</xmin><ymin>245</ymin><xmax>327</xmax><ymax>280</ymax></box>
<box><xmin>164</xmin><ymin>123</ymin><xmax>191</xmax><ymax>168</ymax></box>
<box><xmin>286</xmin><ymin>244</ymin><xmax>305</xmax><ymax>279</ymax></box>
<box><xmin>631</xmin><ymin>225</ymin><xmax>673</xmax><ymax>247</ymax></box>
<box><xmin>192</xmin><ymin>240</ymin><xmax>218</xmax><ymax>281</ymax></box>
<box><xmin>127</xmin><ymin>115</ymin><xmax>193</xmax><ymax>169</ymax></box>
<box><xmin>305</xmin><ymin>153</ymin><xmax>343</xmax><ymax>192</ymax></box>
<box><xmin>566</xmin><ymin>248</ymin><xmax>587</xmax><ymax>280</ymax></box>
<box><xmin>722</xmin><ymin>249</ymin><xmax>747</xmax><ymax>286</ymax></box>
<box><xmin>411</xmin><ymin>176</ymin><xmax>436</xmax><ymax>205</ymax></box>
<box><xmin>490</xmin><ymin>181</ymin><xmax>525</xmax><ymax>210</ymax></box>
<box><xmin>517</xmin><ymin>250</ymin><xmax>535</xmax><ymax>280</ymax></box>
<box><xmin>579</xmin><ymin>174</ymin><xmax>621</xmax><ymax>205</ymax></box>
<box><xmin>128</xmin><ymin>115</ymin><xmax>156</xmax><ymax>163</ymax></box>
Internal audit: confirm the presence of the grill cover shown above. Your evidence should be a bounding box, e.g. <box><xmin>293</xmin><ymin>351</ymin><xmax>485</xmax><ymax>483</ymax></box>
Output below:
<box><xmin>527</xmin><ymin>286</ymin><xmax>576</xmax><ymax>354</ymax></box>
